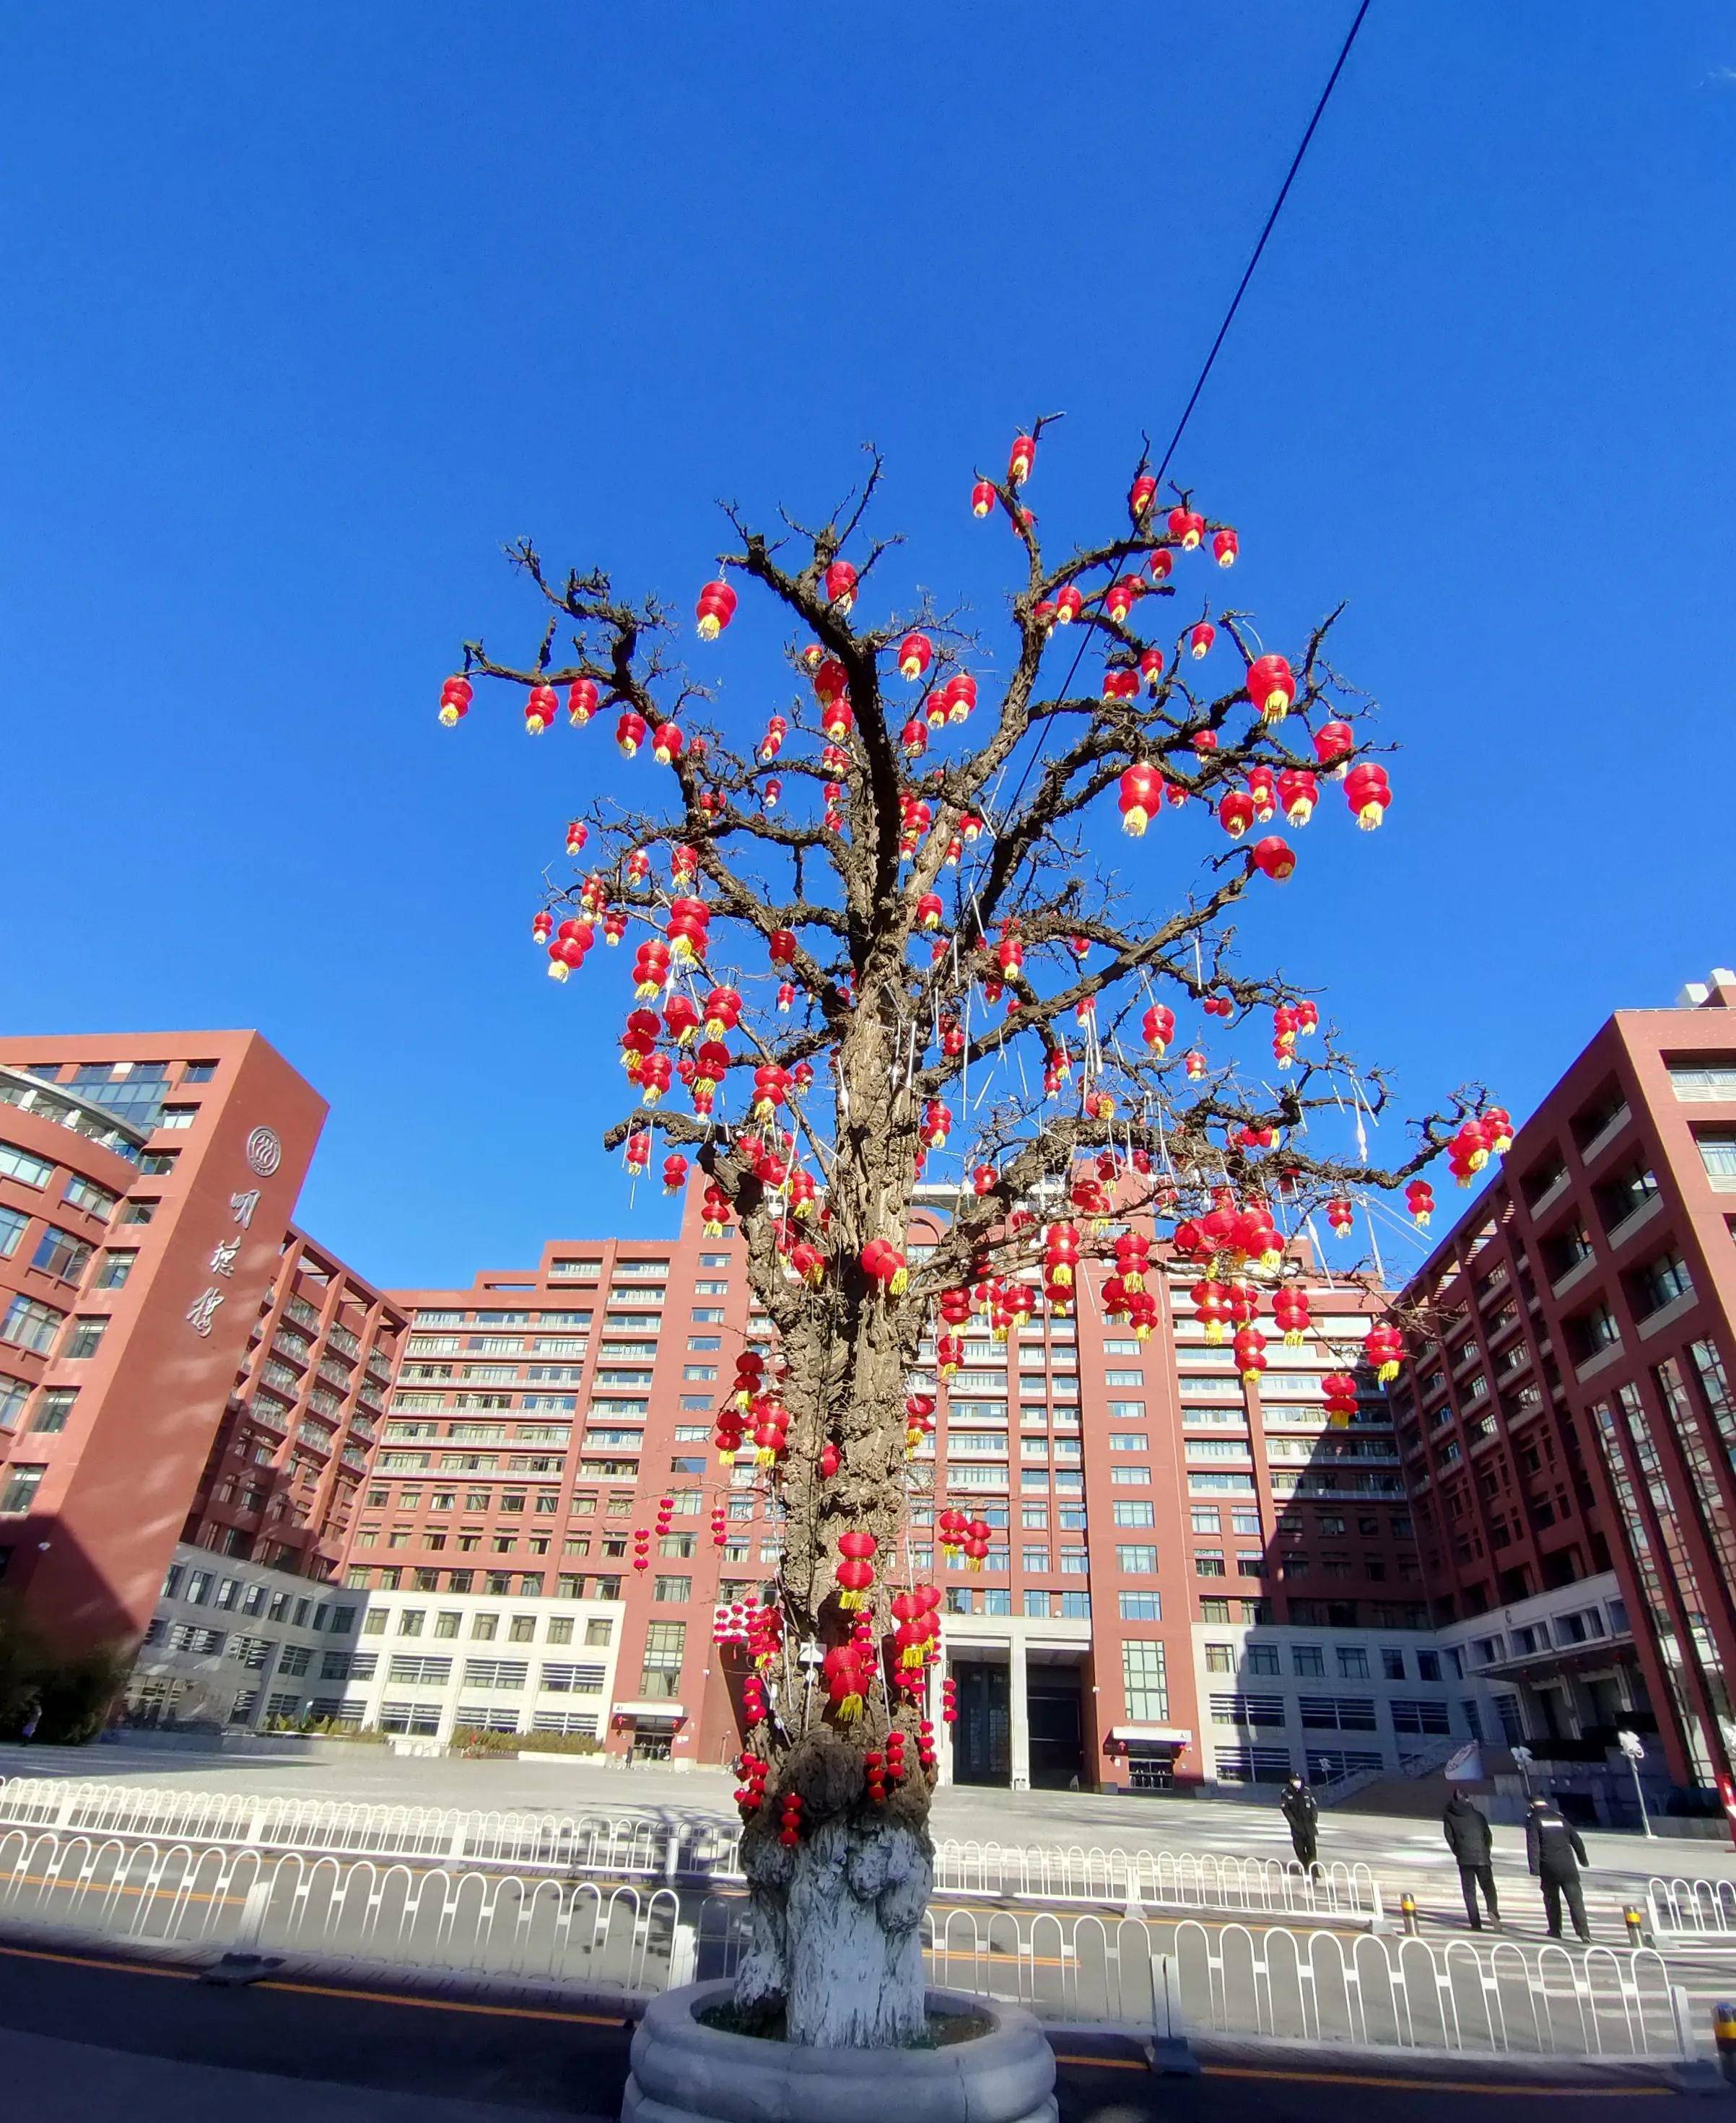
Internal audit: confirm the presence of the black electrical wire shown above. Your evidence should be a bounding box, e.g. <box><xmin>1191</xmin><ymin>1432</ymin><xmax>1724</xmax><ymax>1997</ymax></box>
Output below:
<box><xmin>993</xmin><ymin>0</ymin><xmax>1374</xmax><ymax>829</ymax></box>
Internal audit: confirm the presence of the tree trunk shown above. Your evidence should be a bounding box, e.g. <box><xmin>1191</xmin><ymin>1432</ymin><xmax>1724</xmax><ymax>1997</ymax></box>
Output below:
<box><xmin>736</xmin><ymin>1815</ymin><xmax>933</xmax><ymax>2046</ymax></box>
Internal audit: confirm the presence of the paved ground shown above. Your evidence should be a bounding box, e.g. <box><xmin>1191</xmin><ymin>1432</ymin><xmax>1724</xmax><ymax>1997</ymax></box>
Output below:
<box><xmin>0</xmin><ymin>1935</ymin><xmax>1714</xmax><ymax>2122</ymax></box>
<box><xmin>6</xmin><ymin>1739</ymin><xmax>1729</xmax><ymax>1935</ymax></box>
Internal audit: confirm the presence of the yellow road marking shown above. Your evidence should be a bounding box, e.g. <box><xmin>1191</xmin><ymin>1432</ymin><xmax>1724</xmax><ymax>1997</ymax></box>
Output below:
<box><xmin>258</xmin><ymin>1976</ymin><xmax>627</xmax><ymax>2026</ymax></box>
<box><xmin>1204</xmin><ymin>2063</ymin><xmax>1675</xmax><ymax>2096</ymax></box>
<box><xmin>0</xmin><ymin>1938</ymin><xmax>196</xmax><ymax>1979</ymax></box>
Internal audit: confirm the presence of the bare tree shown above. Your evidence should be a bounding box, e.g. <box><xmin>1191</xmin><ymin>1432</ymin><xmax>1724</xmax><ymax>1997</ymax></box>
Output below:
<box><xmin>443</xmin><ymin>423</ymin><xmax>1501</xmax><ymax>2046</ymax></box>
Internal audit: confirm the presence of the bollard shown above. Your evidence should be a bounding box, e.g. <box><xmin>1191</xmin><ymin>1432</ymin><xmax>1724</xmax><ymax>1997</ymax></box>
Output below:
<box><xmin>1714</xmin><ymin>2003</ymin><xmax>1736</xmax><ymax>2086</ymax></box>
<box><xmin>1400</xmin><ymin>1891</ymin><xmax>1418</xmax><ymax>1937</ymax></box>
<box><xmin>1623</xmin><ymin>1904</ymin><xmax>1646</xmax><ymax>1948</ymax></box>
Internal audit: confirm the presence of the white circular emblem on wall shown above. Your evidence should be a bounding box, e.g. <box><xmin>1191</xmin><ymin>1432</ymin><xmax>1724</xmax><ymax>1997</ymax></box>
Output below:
<box><xmin>244</xmin><ymin>1126</ymin><xmax>283</xmax><ymax>1177</ymax></box>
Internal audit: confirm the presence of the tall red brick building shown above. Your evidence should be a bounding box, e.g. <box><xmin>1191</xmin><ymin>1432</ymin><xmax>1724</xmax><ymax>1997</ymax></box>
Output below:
<box><xmin>3</xmin><ymin>1026</ymin><xmax>1460</xmax><ymax>1785</ymax></box>
<box><xmin>329</xmin><ymin>1185</ymin><xmax>1432</xmax><ymax>1792</ymax></box>
<box><xmin>1393</xmin><ymin>972</ymin><xmax>1736</xmax><ymax>1801</ymax></box>
<box><xmin>0</xmin><ymin>1034</ymin><xmax>404</xmax><ymax>1670</ymax></box>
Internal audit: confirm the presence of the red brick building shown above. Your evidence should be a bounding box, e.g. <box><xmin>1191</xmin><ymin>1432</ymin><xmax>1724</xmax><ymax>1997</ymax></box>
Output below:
<box><xmin>0</xmin><ymin>1033</ymin><xmax>404</xmax><ymax>1669</ymax></box>
<box><xmin>337</xmin><ymin>1184</ymin><xmax>1437</xmax><ymax>1792</ymax></box>
<box><xmin>1393</xmin><ymin>972</ymin><xmax>1736</xmax><ymax>1800</ymax></box>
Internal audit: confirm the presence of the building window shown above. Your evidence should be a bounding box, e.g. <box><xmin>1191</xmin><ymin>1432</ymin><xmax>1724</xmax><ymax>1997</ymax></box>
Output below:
<box><xmin>1112</xmin><ymin>1501</ymin><xmax>1155</xmax><ymax>1528</ymax></box>
<box><xmin>94</xmin><ymin>1250</ymin><xmax>138</xmax><ymax>1289</ymax></box>
<box><xmin>61</xmin><ymin>1315</ymin><xmax>108</xmax><ymax>1359</ymax></box>
<box><xmin>1672</xmin><ymin>1064</ymin><xmax>1736</xmax><ymax>1102</ymax></box>
<box><xmin>1194</xmin><ymin>1549</ymin><xmax>1226</xmax><ymax>1577</ymax></box>
<box><xmin>1292</xmin><ymin>1644</ymin><xmax>1325</xmax><ymax>1677</ymax></box>
<box><xmin>28</xmin><ymin>1387</ymin><xmax>77</xmax><ymax>1434</ymax></box>
<box><xmin>1631</xmin><ymin>1250</ymin><xmax>1693</xmax><ymax>1317</ymax></box>
<box><xmin>0</xmin><ymin>1374</ymin><xmax>30</xmax><ymax>1431</ymax></box>
<box><xmin>1</xmin><ymin>1294</ymin><xmax>65</xmax><ymax>1353</ymax></box>
<box><xmin>1382</xmin><ymin>1647</ymin><xmax>1407</xmax><ymax>1680</ymax></box>
<box><xmin>0</xmin><ymin>1141</ymin><xmax>56</xmax><ymax>1189</ymax></box>
<box><xmin>0</xmin><ymin>1463</ymin><xmax>45</xmax><ymax>1514</ymax></box>
<box><xmin>1116</xmin><ymin>1545</ymin><xmax>1158</xmax><ymax>1574</ymax></box>
<box><xmin>1122</xmin><ymin>1641</ymin><xmax>1168</xmax><ymax>1722</ymax></box>
<box><xmin>1336</xmin><ymin>1645</ymin><xmax>1370</xmax><ymax>1679</ymax></box>
<box><xmin>0</xmin><ymin>1206</ymin><xmax>29</xmax><ymax>1260</ymax></box>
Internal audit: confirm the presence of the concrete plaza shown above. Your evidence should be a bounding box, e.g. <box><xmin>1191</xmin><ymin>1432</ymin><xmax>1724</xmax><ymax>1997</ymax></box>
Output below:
<box><xmin>4</xmin><ymin>1738</ymin><xmax>1730</xmax><ymax>1932</ymax></box>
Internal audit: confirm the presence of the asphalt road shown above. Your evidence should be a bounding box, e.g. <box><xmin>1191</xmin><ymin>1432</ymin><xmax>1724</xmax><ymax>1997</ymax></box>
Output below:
<box><xmin>0</xmin><ymin>1937</ymin><xmax>1716</xmax><ymax>2123</ymax></box>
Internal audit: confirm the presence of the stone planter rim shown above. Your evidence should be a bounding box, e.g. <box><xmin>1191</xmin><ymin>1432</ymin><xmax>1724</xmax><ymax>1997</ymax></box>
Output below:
<box><xmin>624</xmin><ymin>1976</ymin><xmax>1057</xmax><ymax>2123</ymax></box>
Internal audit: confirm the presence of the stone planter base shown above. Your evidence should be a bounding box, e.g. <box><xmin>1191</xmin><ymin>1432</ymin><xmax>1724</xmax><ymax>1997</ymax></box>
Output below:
<box><xmin>622</xmin><ymin>1979</ymin><xmax>1057</xmax><ymax>2123</ymax></box>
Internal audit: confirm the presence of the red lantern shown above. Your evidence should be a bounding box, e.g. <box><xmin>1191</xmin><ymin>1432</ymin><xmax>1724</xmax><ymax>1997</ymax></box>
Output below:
<box><xmin>1054</xmin><ymin>584</ymin><xmax>1083</xmax><ymax>624</ymax></box>
<box><xmin>1007</xmin><ymin>433</ymin><xmax>1037</xmax><ymax>484</ymax></box>
<box><xmin>971</xmin><ymin>479</ymin><xmax>998</xmax><ymax>518</ymax></box>
<box><xmin>1129</xmin><ymin>472</ymin><xmax>1157</xmax><ymax>520</ymax></box>
<box><xmin>1217</xmin><ymin>790</ymin><xmax>1255</xmax><ymax>840</ymax></box>
<box><xmin>1277</xmin><ymin>769</ymin><xmax>1319</xmax><ymax>825</ymax></box>
<box><xmin>1212</xmin><ymin>528</ymin><xmax>1239</xmax><ymax>568</ymax></box>
<box><xmin>616</xmin><ymin>710</ymin><xmax>647</xmax><ymax>757</ymax></box>
<box><xmin>824</xmin><ymin>559</ymin><xmax>858</xmax><ymax>611</ymax></box>
<box><xmin>437</xmin><ymin>673</ymin><xmax>472</xmax><ymax>728</ymax></box>
<box><xmin>694</xmin><ymin>578</ymin><xmax>738</xmax><ymax>640</ymax></box>
<box><xmin>1251</xmin><ymin>835</ymin><xmax>1296</xmax><ymax>881</ymax></box>
<box><xmin>1314</xmin><ymin>720</ymin><xmax>1354</xmax><ymax>773</ymax></box>
<box><xmin>1104</xmin><ymin>575</ymin><xmax>1143</xmax><ymax>624</ymax></box>
<box><xmin>899</xmin><ymin>632</ymin><xmax>933</xmax><ymax>680</ymax></box>
<box><xmin>565</xmin><ymin>679</ymin><xmax>598</xmax><ymax>726</ymax></box>
<box><xmin>1188</xmin><ymin>621</ymin><xmax>1216</xmax><ymax>661</ymax></box>
<box><xmin>653</xmin><ymin>720</ymin><xmax>684</xmax><ymax>764</ymax></box>
<box><xmin>1143</xmin><ymin>1003</ymin><xmax>1176</xmax><ymax>1055</ymax></box>
<box><xmin>1345</xmin><ymin>762</ymin><xmax>1392</xmax><ymax>830</ymax></box>
<box><xmin>1246</xmin><ymin>654</ymin><xmax>1296</xmax><ymax>723</ymax></box>
<box><xmin>1119</xmin><ymin>764</ymin><xmax>1164</xmax><ymax>837</ymax></box>
<box><xmin>1166</xmin><ymin>505</ymin><xmax>1205</xmax><ymax>549</ymax></box>
<box><xmin>525</xmin><ymin>684</ymin><xmax>559</xmax><ymax>736</ymax></box>
<box><xmin>1405</xmin><ymin>1179</ymin><xmax>1435</xmax><ymax>1227</ymax></box>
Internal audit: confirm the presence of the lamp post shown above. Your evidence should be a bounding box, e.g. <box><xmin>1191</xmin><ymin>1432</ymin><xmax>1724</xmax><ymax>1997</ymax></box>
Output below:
<box><xmin>1617</xmin><ymin>1729</ymin><xmax>1654</xmax><ymax>1838</ymax></box>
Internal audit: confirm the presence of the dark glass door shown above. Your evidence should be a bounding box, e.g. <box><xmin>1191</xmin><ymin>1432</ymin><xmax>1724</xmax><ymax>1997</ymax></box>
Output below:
<box><xmin>951</xmin><ymin>1662</ymin><xmax>1010</xmax><ymax>1784</ymax></box>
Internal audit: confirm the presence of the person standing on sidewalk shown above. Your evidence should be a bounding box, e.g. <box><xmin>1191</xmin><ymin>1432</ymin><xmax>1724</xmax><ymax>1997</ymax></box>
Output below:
<box><xmin>1442</xmin><ymin>1789</ymin><xmax>1499</xmax><ymax>1930</ymax></box>
<box><xmin>1525</xmin><ymin>1794</ymin><xmax>1592</xmax><ymax>1942</ymax></box>
<box><xmin>1281</xmin><ymin>1774</ymin><xmax>1320</xmax><ymax>1873</ymax></box>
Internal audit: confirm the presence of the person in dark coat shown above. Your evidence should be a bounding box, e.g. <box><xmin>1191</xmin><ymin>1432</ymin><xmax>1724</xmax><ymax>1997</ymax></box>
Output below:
<box><xmin>1442</xmin><ymin>1790</ymin><xmax>1499</xmax><ymax>1930</ymax></box>
<box><xmin>1525</xmin><ymin>1795</ymin><xmax>1591</xmax><ymax>1942</ymax></box>
<box><xmin>1280</xmin><ymin>1774</ymin><xmax>1320</xmax><ymax>1871</ymax></box>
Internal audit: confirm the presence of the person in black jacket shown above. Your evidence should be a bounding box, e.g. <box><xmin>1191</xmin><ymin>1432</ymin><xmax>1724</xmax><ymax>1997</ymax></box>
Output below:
<box><xmin>1280</xmin><ymin>1774</ymin><xmax>1320</xmax><ymax>1872</ymax></box>
<box><xmin>1442</xmin><ymin>1790</ymin><xmax>1499</xmax><ymax>1930</ymax></box>
<box><xmin>1525</xmin><ymin>1795</ymin><xmax>1591</xmax><ymax>1941</ymax></box>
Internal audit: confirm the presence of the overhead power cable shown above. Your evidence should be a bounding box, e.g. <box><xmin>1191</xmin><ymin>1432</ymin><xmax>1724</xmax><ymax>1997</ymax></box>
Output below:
<box><xmin>995</xmin><ymin>0</ymin><xmax>1374</xmax><ymax>829</ymax></box>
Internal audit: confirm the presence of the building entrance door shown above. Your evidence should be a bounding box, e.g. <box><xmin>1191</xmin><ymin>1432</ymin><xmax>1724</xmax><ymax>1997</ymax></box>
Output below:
<box><xmin>951</xmin><ymin>1662</ymin><xmax>1010</xmax><ymax>1784</ymax></box>
<box><xmin>1027</xmin><ymin>1675</ymin><xmax>1085</xmax><ymax>1788</ymax></box>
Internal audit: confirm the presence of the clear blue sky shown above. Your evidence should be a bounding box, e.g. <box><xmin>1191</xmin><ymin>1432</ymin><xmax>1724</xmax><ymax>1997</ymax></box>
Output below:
<box><xmin>4</xmin><ymin>6</ymin><xmax>1732</xmax><ymax>1290</ymax></box>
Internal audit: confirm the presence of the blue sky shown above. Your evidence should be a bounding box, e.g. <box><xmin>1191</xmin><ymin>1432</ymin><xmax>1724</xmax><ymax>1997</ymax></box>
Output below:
<box><xmin>4</xmin><ymin>5</ymin><xmax>1732</xmax><ymax>1290</ymax></box>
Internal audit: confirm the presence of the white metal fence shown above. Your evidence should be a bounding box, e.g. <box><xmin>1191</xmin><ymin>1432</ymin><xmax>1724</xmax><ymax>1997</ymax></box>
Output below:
<box><xmin>0</xmin><ymin>1778</ymin><xmax>1375</xmax><ymax>1924</ymax></box>
<box><xmin>0</xmin><ymin>1826</ymin><xmax>681</xmax><ymax>1992</ymax></box>
<box><xmin>0</xmin><ymin>1822</ymin><xmax>1693</xmax><ymax>2063</ymax></box>
<box><xmin>0</xmin><ymin>1777</ymin><xmax>723</xmax><ymax>1883</ymax></box>
<box><xmin>933</xmin><ymin>1840</ymin><xmax>1382</xmax><ymax>1924</ymax></box>
<box><xmin>1646</xmin><ymin>1874</ymin><xmax>1736</xmax><ymax>1945</ymax></box>
<box><xmin>919</xmin><ymin>1906</ymin><xmax>1690</xmax><ymax>2061</ymax></box>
